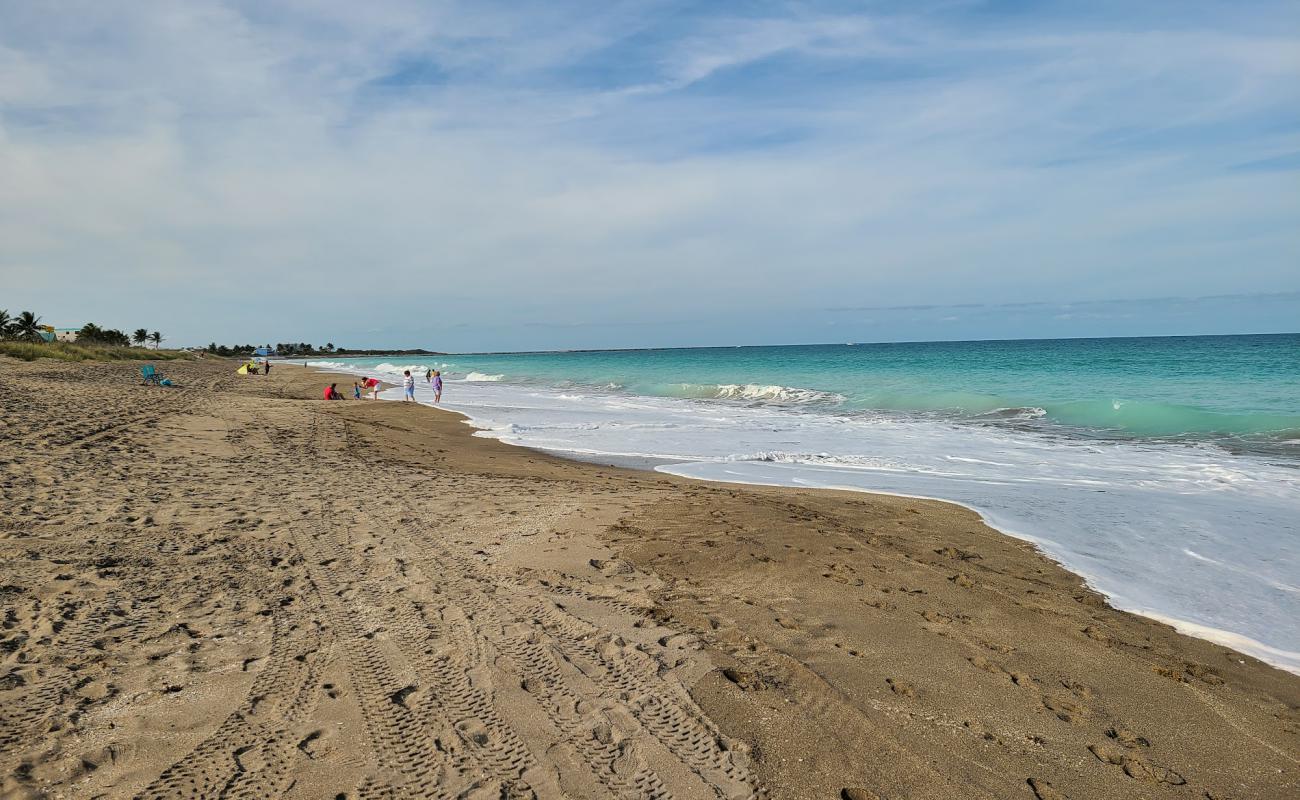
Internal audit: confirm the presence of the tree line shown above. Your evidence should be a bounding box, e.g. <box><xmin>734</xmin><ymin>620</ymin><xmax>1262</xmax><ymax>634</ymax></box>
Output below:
<box><xmin>0</xmin><ymin>309</ymin><xmax>163</xmax><ymax>348</ymax></box>
<box><xmin>203</xmin><ymin>342</ymin><xmax>341</xmax><ymax>357</ymax></box>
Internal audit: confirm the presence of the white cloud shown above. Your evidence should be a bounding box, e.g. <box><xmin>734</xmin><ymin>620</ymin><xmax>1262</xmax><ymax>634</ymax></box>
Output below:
<box><xmin>0</xmin><ymin>1</ymin><xmax>1296</xmax><ymax>348</ymax></box>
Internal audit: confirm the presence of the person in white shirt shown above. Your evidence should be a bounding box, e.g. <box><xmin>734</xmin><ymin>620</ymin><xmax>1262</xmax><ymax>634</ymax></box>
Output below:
<box><xmin>402</xmin><ymin>370</ymin><xmax>415</xmax><ymax>402</ymax></box>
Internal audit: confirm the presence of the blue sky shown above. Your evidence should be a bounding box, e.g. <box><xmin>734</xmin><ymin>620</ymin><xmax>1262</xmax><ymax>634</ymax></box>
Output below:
<box><xmin>1</xmin><ymin>0</ymin><xmax>1297</xmax><ymax>350</ymax></box>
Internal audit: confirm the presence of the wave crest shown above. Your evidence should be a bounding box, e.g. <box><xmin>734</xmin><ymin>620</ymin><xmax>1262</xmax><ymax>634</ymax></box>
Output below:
<box><xmin>371</xmin><ymin>362</ymin><xmax>430</xmax><ymax>375</ymax></box>
<box><xmin>463</xmin><ymin>372</ymin><xmax>504</xmax><ymax>382</ymax></box>
<box><xmin>976</xmin><ymin>406</ymin><xmax>1048</xmax><ymax>421</ymax></box>
<box><xmin>673</xmin><ymin>383</ymin><xmax>845</xmax><ymax>405</ymax></box>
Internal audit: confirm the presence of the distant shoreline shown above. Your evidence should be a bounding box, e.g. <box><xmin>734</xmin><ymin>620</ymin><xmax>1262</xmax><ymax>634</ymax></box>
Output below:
<box><xmin>272</xmin><ymin>349</ymin><xmax>446</xmax><ymax>358</ymax></box>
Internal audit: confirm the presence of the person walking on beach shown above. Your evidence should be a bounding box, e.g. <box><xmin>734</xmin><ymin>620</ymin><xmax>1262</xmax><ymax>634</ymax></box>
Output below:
<box><xmin>425</xmin><ymin>368</ymin><xmax>433</xmax><ymax>384</ymax></box>
<box><xmin>403</xmin><ymin>370</ymin><xmax>416</xmax><ymax>402</ymax></box>
<box><xmin>353</xmin><ymin>381</ymin><xmax>362</xmax><ymax>400</ymax></box>
<box><xmin>433</xmin><ymin>370</ymin><xmax>443</xmax><ymax>403</ymax></box>
<box><xmin>264</xmin><ymin>360</ymin><xmax>272</xmax><ymax>376</ymax></box>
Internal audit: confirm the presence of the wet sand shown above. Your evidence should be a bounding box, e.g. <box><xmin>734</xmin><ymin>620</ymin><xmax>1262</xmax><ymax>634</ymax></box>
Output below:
<box><xmin>0</xmin><ymin>356</ymin><xmax>1296</xmax><ymax>799</ymax></box>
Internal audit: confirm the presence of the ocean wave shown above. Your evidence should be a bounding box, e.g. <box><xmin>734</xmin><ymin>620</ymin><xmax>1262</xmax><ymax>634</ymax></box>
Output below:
<box><xmin>372</xmin><ymin>362</ymin><xmax>431</xmax><ymax>376</ymax></box>
<box><xmin>670</xmin><ymin>383</ymin><xmax>845</xmax><ymax>405</ymax></box>
<box><xmin>462</xmin><ymin>372</ymin><xmax>504</xmax><ymax>382</ymax></box>
<box><xmin>975</xmin><ymin>406</ymin><xmax>1048</xmax><ymax>421</ymax></box>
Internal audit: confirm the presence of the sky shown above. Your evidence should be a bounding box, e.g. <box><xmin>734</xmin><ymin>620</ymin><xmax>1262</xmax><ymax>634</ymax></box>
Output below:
<box><xmin>1</xmin><ymin>0</ymin><xmax>1297</xmax><ymax>351</ymax></box>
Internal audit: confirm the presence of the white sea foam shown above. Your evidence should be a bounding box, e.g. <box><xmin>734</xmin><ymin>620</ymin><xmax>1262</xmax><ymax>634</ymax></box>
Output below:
<box><xmin>312</xmin><ymin>360</ymin><xmax>1300</xmax><ymax>675</ymax></box>
<box><xmin>373</xmin><ymin>362</ymin><xmax>430</xmax><ymax>376</ymax></box>
<box><xmin>462</xmin><ymin>372</ymin><xmax>504</xmax><ymax>382</ymax></box>
<box><xmin>676</xmin><ymin>383</ymin><xmax>845</xmax><ymax>405</ymax></box>
<box><xmin>977</xmin><ymin>406</ymin><xmax>1048</xmax><ymax>420</ymax></box>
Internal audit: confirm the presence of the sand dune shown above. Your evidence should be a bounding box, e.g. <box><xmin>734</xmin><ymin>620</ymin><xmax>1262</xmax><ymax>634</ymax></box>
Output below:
<box><xmin>0</xmin><ymin>358</ymin><xmax>1295</xmax><ymax>799</ymax></box>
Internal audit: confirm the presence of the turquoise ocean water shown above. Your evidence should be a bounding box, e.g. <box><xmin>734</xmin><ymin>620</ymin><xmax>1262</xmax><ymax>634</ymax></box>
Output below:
<box><xmin>414</xmin><ymin>333</ymin><xmax>1300</xmax><ymax>444</ymax></box>
<box><xmin>310</xmin><ymin>333</ymin><xmax>1300</xmax><ymax>672</ymax></box>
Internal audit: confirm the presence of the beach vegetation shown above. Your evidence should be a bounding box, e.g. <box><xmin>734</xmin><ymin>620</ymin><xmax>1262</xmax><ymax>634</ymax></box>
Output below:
<box><xmin>0</xmin><ymin>308</ymin><xmax>184</xmax><ymax>361</ymax></box>
<box><xmin>0</xmin><ymin>340</ymin><xmax>190</xmax><ymax>362</ymax></box>
<box><xmin>275</xmin><ymin>342</ymin><xmax>318</xmax><ymax>356</ymax></box>
<box><xmin>195</xmin><ymin>340</ymin><xmax>438</xmax><ymax>358</ymax></box>
<box><xmin>2</xmin><ymin>310</ymin><xmax>45</xmax><ymax>341</ymax></box>
<box><xmin>77</xmin><ymin>323</ymin><xmax>133</xmax><ymax>347</ymax></box>
<box><xmin>205</xmin><ymin>342</ymin><xmax>260</xmax><ymax>357</ymax></box>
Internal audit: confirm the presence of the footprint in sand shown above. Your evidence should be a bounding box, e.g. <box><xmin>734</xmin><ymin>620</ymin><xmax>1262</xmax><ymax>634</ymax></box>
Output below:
<box><xmin>297</xmin><ymin>729</ymin><xmax>332</xmax><ymax>760</ymax></box>
<box><xmin>1088</xmin><ymin>742</ymin><xmax>1185</xmax><ymax>786</ymax></box>
<box><xmin>935</xmin><ymin>546</ymin><xmax>982</xmax><ymax>561</ymax></box>
<box><xmin>455</xmin><ymin>717</ymin><xmax>491</xmax><ymax>746</ymax></box>
<box><xmin>1105</xmin><ymin>725</ymin><xmax>1150</xmax><ymax>749</ymax></box>
<box><xmin>1041</xmin><ymin>694</ymin><xmax>1088</xmax><ymax>724</ymax></box>
<box><xmin>721</xmin><ymin>667</ymin><xmax>778</xmax><ymax>692</ymax></box>
<box><xmin>1082</xmin><ymin>625</ymin><xmax>1109</xmax><ymax>643</ymax></box>
<box><xmin>1183</xmin><ymin>661</ymin><xmax>1226</xmax><ymax>686</ymax></box>
<box><xmin>968</xmin><ymin>655</ymin><xmax>1004</xmax><ymax>676</ymax></box>
<box><xmin>389</xmin><ymin>684</ymin><xmax>421</xmax><ymax>708</ymax></box>
<box><xmin>1027</xmin><ymin>777</ymin><xmax>1066</xmax><ymax>799</ymax></box>
<box><xmin>1060</xmin><ymin>679</ymin><xmax>1093</xmax><ymax>700</ymax></box>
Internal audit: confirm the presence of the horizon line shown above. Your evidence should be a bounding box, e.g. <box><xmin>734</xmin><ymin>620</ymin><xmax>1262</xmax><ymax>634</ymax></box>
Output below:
<box><xmin>288</xmin><ymin>329</ymin><xmax>1299</xmax><ymax>359</ymax></box>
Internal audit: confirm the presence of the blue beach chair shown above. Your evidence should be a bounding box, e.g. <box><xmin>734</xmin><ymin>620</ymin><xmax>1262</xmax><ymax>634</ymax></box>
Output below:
<box><xmin>141</xmin><ymin>364</ymin><xmax>162</xmax><ymax>385</ymax></box>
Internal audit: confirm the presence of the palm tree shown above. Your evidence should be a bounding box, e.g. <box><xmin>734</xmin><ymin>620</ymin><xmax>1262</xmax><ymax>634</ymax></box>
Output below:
<box><xmin>149</xmin><ymin>331</ymin><xmax>163</xmax><ymax>349</ymax></box>
<box><xmin>13</xmin><ymin>311</ymin><xmax>42</xmax><ymax>341</ymax></box>
<box><xmin>0</xmin><ymin>309</ymin><xmax>10</xmax><ymax>338</ymax></box>
<box><xmin>133</xmin><ymin>328</ymin><xmax>149</xmax><ymax>346</ymax></box>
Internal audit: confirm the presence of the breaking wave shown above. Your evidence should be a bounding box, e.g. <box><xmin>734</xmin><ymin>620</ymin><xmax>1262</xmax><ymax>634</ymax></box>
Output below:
<box><xmin>668</xmin><ymin>383</ymin><xmax>845</xmax><ymax>406</ymax></box>
<box><xmin>975</xmin><ymin>406</ymin><xmax>1049</xmax><ymax>421</ymax></box>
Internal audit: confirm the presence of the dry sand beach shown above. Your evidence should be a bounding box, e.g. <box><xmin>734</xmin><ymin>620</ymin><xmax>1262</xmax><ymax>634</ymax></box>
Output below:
<box><xmin>1</xmin><ymin>357</ymin><xmax>1296</xmax><ymax>799</ymax></box>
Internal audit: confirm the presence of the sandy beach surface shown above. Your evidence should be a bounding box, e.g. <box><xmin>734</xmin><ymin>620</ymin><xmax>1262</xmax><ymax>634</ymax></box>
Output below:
<box><xmin>1</xmin><ymin>357</ymin><xmax>1296</xmax><ymax>800</ymax></box>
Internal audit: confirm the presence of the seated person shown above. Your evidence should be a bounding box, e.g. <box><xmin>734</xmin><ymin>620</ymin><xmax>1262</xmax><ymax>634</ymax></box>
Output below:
<box><xmin>324</xmin><ymin>383</ymin><xmax>344</xmax><ymax>400</ymax></box>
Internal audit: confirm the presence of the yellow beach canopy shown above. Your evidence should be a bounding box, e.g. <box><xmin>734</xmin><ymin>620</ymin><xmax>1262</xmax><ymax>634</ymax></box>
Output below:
<box><xmin>236</xmin><ymin>364</ymin><xmax>248</xmax><ymax>375</ymax></box>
